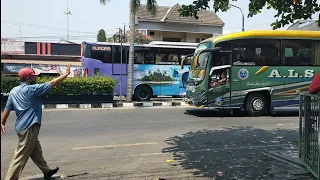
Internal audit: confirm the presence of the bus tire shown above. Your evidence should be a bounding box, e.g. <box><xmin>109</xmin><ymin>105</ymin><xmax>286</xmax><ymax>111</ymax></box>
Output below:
<box><xmin>134</xmin><ymin>85</ymin><xmax>152</xmax><ymax>101</ymax></box>
<box><xmin>245</xmin><ymin>93</ymin><xmax>269</xmax><ymax>117</ymax></box>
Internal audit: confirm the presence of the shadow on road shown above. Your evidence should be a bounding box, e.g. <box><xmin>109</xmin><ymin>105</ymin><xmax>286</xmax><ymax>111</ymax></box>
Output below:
<box><xmin>162</xmin><ymin>126</ymin><xmax>298</xmax><ymax>179</ymax></box>
<box><xmin>185</xmin><ymin>108</ymin><xmax>299</xmax><ymax>117</ymax></box>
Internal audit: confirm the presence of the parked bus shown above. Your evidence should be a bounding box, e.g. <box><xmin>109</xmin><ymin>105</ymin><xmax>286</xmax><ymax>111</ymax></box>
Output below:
<box><xmin>181</xmin><ymin>30</ymin><xmax>320</xmax><ymax>116</ymax></box>
<box><xmin>82</xmin><ymin>42</ymin><xmax>197</xmax><ymax>100</ymax></box>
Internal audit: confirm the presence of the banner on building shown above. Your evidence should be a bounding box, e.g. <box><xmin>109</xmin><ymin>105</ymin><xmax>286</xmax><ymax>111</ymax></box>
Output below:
<box><xmin>1</xmin><ymin>41</ymin><xmax>25</xmax><ymax>54</ymax></box>
<box><xmin>2</xmin><ymin>64</ymin><xmax>84</xmax><ymax>77</ymax></box>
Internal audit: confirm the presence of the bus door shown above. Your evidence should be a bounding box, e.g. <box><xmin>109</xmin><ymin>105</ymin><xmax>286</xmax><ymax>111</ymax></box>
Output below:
<box><xmin>207</xmin><ymin>52</ymin><xmax>232</xmax><ymax>109</ymax></box>
<box><xmin>112</xmin><ymin>46</ymin><xmax>128</xmax><ymax>75</ymax></box>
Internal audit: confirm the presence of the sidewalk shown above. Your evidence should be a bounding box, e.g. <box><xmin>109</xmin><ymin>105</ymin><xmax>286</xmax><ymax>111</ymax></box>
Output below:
<box><xmin>41</xmin><ymin>100</ymin><xmax>190</xmax><ymax>110</ymax></box>
<box><xmin>262</xmin><ymin>146</ymin><xmax>315</xmax><ymax>180</ymax></box>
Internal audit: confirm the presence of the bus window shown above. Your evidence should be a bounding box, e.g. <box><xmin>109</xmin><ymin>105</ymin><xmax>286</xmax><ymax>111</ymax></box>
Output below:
<box><xmin>233</xmin><ymin>39</ymin><xmax>281</xmax><ymax>66</ymax></box>
<box><xmin>198</xmin><ymin>52</ymin><xmax>210</xmax><ymax>70</ymax></box>
<box><xmin>313</xmin><ymin>41</ymin><xmax>320</xmax><ymax>66</ymax></box>
<box><xmin>180</xmin><ymin>54</ymin><xmax>193</xmax><ymax>65</ymax></box>
<box><xmin>91</xmin><ymin>45</ymin><xmax>112</xmax><ymax>63</ymax></box>
<box><xmin>134</xmin><ymin>52</ymin><xmax>144</xmax><ymax>64</ymax></box>
<box><xmin>212</xmin><ymin>54</ymin><xmax>230</xmax><ymax>66</ymax></box>
<box><xmin>156</xmin><ymin>49</ymin><xmax>179</xmax><ymax>65</ymax></box>
<box><xmin>112</xmin><ymin>46</ymin><xmax>128</xmax><ymax>64</ymax></box>
<box><xmin>94</xmin><ymin>68</ymin><xmax>100</xmax><ymax>75</ymax></box>
<box><xmin>283</xmin><ymin>40</ymin><xmax>313</xmax><ymax>66</ymax></box>
<box><xmin>133</xmin><ymin>47</ymin><xmax>154</xmax><ymax>64</ymax></box>
<box><xmin>144</xmin><ymin>51</ymin><xmax>154</xmax><ymax>64</ymax></box>
<box><xmin>169</xmin><ymin>53</ymin><xmax>179</xmax><ymax>64</ymax></box>
<box><xmin>215</xmin><ymin>41</ymin><xmax>231</xmax><ymax>51</ymax></box>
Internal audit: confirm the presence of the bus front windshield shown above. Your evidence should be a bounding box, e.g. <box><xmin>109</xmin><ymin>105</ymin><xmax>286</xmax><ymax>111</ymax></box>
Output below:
<box><xmin>188</xmin><ymin>42</ymin><xmax>212</xmax><ymax>83</ymax></box>
<box><xmin>188</xmin><ymin>52</ymin><xmax>211</xmax><ymax>83</ymax></box>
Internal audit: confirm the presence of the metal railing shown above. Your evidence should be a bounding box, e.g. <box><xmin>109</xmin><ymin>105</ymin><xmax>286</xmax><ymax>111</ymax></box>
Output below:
<box><xmin>299</xmin><ymin>93</ymin><xmax>320</xmax><ymax>179</ymax></box>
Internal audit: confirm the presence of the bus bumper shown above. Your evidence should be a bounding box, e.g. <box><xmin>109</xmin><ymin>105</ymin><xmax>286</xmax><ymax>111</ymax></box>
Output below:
<box><xmin>183</xmin><ymin>97</ymin><xmax>205</xmax><ymax>108</ymax></box>
<box><xmin>183</xmin><ymin>97</ymin><xmax>193</xmax><ymax>105</ymax></box>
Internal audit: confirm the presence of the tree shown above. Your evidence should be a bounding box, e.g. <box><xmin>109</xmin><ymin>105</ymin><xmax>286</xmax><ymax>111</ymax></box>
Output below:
<box><xmin>126</xmin><ymin>30</ymin><xmax>153</xmax><ymax>44</ymax></box>
<box><xmin>107</xmin><ymin>36</ymin><xmax>115</xmax><ymax>42</ymax></box>
<box><xmin>100</xmin><ymin>0</ymin><xmax>157</xmax><ymax>102</ymax></box>
<box><xmin>97</xmin><ymin>29</ymin><xmax>107</xmax><ymax>42</ymax></box>
<box><xmin>108</xmin><ymin>30</ymin><xmax>153</xmax><ymax>44</ymax></box>
<box><xmin>179</xmin><ymin>0</ymin><xmax>320</xmax><ymax>29</ymax></box>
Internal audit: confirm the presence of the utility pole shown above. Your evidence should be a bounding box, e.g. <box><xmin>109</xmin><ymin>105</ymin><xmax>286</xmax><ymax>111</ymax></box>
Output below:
<box><xmin>123</xmin><ymin>24</ymin><xmax>126</xmax><ymax>42</ymax></box>
<box><xmin>19</xmin><ymin>26</ymin><xmax>22</xmax><ymax>41</ymax></box>
<box><xmin>119</xmin><ymin>27</ymin><xmax>123</xmax><ymax>101</ymax></box>
<box><xmin>118</xmin><ymin>28</ymin><xmax>121</xmax><ymax>43</ymax></box>
<box><xmin>64</xmin><ymin>0</ymin><xmax>72</xmax><ymax>40</ymax></box>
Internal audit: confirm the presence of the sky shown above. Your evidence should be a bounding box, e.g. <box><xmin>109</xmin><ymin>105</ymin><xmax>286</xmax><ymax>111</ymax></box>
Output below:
<box><xmin>1</xmin><ymin>0</ymin><xmax>318</xmax><ymax>43</ymax></box>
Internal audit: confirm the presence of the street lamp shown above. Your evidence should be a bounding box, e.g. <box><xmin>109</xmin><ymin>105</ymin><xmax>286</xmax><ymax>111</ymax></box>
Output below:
<box><xmin>229</xmin><ymin>4</ymin><xmax>245</xmax><ymax>31</ymax></box>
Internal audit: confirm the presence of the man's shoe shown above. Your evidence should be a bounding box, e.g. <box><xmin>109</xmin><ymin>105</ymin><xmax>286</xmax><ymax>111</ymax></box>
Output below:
<box><xmin>44</xmin><ymin>167</ymin><xmax>59</xmax><ymax>180</ymax></box>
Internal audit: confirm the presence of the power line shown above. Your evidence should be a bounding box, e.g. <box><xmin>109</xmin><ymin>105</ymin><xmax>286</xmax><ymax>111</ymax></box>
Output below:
<box><xmin>2</xmin><ymin>34</ymin><xmax>113</xmax><ymax>39</ymax></box>
<box><xmin>1</xmin><ymin>20</ymin><xmax>93</xmax><ymax>34</ymax></box>
<box><xmin>1</xmin><ymin>20</ymin><xmax>117</xmax><ymax>34</ymax></box>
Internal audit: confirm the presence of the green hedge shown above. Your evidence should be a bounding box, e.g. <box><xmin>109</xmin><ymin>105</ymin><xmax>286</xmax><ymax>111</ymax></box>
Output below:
<box><xmin>1</xmin><ymin>75</ymin><xmax>116</xmax><ymax>96</ymax></box>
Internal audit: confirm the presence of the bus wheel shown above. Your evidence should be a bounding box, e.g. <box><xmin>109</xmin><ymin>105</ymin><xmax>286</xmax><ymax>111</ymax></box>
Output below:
<box><xmin>134</xmin><ymin>85</ymin><xmax>152</xmax><ymax>101</ymax></box>
<box><xmin>245</xmin><ymin>93</ymin><xmax>268</xmax><ymax>117</ymax></box>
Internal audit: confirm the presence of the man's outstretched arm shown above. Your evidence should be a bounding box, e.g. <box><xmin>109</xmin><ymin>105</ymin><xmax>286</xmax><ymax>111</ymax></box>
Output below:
<box><xmin>50</xmin><ymin>64</ymin><xmax>71</xmax><ymax>88</ymax></box>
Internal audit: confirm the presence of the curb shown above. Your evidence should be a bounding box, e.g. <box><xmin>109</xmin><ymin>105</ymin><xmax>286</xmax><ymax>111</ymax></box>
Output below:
<box><xmin>41</xmin><ymin>101</ymin><xmax>190</xmax><ymax>109</ymax></box>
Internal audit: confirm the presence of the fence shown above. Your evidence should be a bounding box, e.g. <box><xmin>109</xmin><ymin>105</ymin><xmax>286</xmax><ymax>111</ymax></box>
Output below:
<box><xmin>299</xmin><ymin>93</ymin><xmax>320</xmax><ymax>179</ymax></box>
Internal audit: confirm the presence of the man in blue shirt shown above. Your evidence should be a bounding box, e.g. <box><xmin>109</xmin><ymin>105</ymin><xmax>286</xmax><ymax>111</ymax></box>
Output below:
<box><xmin>1</xmin><ymin>65</ymin><xmax>71</xmax><ymax>180</ymax></box>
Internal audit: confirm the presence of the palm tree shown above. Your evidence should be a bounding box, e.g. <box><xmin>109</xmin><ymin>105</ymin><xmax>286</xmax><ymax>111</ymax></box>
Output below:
<box><xmin>100</xmin><ymin>0</ymin><xmax>157</xmax><ymax>102</ymax></box>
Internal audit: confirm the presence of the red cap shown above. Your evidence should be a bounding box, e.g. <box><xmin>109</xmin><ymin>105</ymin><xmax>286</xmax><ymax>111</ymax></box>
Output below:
<box><xmin>18</xmin><ymin>68</ymin><xmax>40</xmax><ymax>80</ymax></box>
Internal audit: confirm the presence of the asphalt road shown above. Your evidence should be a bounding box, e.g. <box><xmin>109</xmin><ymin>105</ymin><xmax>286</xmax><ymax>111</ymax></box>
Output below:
<box><xmin>1</xmin><ymin>107</ymin><xmax>303</xmax><ymax>180</ymax></box>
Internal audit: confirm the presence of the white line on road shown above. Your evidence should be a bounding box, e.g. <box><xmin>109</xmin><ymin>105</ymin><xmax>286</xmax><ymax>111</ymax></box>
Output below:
<box><xmin>148</xmin><ymin>120</ymin><xmax>196</xmax><ymax>123</ymax></box>
<box><xmin>73</xmin><ymin>142</ymin><xmax>158</xmax><ymax>150</ymax></box>
<box><xmin>276</xmin><ymin>123</ymin><xmax>297</xmax><ymax>126</ymax></box>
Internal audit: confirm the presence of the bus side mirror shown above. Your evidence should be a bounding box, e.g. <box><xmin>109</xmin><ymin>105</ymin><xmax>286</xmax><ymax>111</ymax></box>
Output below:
<box><xmin>193</xmin><ymin>54</ymin><xmax>200</xmax><ymax>68</ymax></box>
<box><xmin>181</xmin><ymin>59</ymin><xmax>185</xmax><ymax>70</ymax></box>
<box><xmin>180</xmin><ymin>54</ymin><xmax>194</xmax><ymax>70</ymax></box>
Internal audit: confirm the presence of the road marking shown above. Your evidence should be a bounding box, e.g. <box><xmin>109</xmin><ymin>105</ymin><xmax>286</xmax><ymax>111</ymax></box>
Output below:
<box><xmin>148</xmin><ymin>120</ymin><xmax>196</xmax><ymax>123</ymax></box>
<box><xmin>130</xmin><ymin>152</ymin><xmax>170</xmax><ymax>157</ymax></box>
<box><xmin>73</xmin><ymin>142</ymin><xmax>158</xmax><ymax>150</ymax></box>
<box><xmin>277</xmin><ymin>123</ymin><xmax>297</xmax><ymax>126</ymax></box>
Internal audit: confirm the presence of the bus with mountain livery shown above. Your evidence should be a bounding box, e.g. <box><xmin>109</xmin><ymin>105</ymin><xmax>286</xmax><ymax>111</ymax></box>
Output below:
<box><xmin>82</xmin><ymin>42</ymin><xmax>197</xmax><ymax>100</ymax></box>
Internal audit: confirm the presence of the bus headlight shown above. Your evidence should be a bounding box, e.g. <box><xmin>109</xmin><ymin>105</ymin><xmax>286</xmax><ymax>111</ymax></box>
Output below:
<box><xmin>187</xmin><ymin>85</ymin><xmax>195</xmax><ymax>92</ymax></box>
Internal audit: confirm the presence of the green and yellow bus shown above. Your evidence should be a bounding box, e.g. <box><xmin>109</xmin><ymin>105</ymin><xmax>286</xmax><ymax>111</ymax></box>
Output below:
<box><xmin>181</xmin><ymin>30</ymin><xmax>320</xmax><ymax>116</ymax></box>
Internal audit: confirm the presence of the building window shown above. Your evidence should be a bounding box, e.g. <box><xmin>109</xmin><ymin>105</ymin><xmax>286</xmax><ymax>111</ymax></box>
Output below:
<box><xmin>150</xmin><ymin>31</ymin><xmax>155</xmax><ymax>36</ymax></box>
<box><xmin>139</xmin><ymin>29</ymin><xmax>147</xmax><ymax>35</ymax></box>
